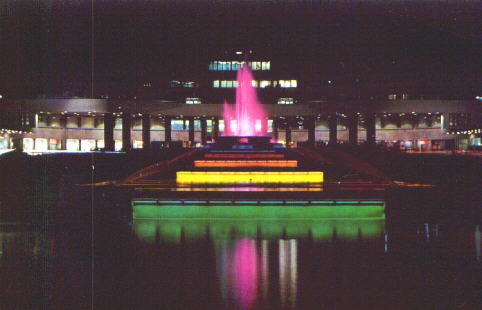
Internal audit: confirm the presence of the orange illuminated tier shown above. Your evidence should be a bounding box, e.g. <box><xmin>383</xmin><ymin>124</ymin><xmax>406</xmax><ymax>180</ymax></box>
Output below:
<box><xmin>194</xmin><ymin>160</ymin><xmax>298</xmax><ymax>168</ymax></box>
<box><xmin>204</xmin><ymin>153</ymin><xmax>285</xmax><ymax>159</ymax></box>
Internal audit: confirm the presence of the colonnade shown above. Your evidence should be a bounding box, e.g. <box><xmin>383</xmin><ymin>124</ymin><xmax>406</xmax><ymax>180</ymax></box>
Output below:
<box><xmin>102</xmin><ymin>113</ymin><xmax>377</xmax><ymax>151</ymax></box>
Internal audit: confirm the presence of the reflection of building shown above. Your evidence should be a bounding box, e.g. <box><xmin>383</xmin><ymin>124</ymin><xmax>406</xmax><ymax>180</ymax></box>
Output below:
<box><xmin>133</xmin><ymin>219</ymin><xmax>385</xmax><ymax>310</ymax></box>
<box><xmin>279</xmin><ymin>239</ymin><xmax>297</xmax><ymax>310</ymax></box>
<box><xmin>1</xmin><ymin>51</ymin><xmax>479</xmax><ymax>151</ymax></box>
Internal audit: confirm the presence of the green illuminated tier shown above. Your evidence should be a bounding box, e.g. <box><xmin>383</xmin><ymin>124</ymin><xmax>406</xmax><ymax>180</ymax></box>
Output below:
<box><xmin>132</xmin><ymin>199</ymin><xmax>385</xmax><ymax>220</ymax></box>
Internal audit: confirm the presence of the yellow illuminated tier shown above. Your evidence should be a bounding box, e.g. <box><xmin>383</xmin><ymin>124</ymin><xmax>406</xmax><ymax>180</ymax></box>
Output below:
<box><xmin>194</xmin><ymin>160</ymin><xmax>298</xmax><ymax>168</ymax></box>
<box><xmin>177</xmin><ymin>171</ymin><xmax>324</xmax><ymax>184</ymax></box>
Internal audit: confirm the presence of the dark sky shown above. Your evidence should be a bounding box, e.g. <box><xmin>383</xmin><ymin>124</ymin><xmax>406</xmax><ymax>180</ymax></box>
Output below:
<box><xmin>0</xmin><ymin>0</ymin><xmax>480</xmax><ymax>98</ymax></box>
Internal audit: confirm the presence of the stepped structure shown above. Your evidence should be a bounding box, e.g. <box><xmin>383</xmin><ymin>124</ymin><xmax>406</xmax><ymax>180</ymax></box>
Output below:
<box><xmin>130</xmin><ymin>136</ymin><xmax>386</xmax><ymax>220</ymax></box>
<box><xmin>126</xmin><ymin>64</ymin><xmax>387</xmax><ymax>220</ymax></box>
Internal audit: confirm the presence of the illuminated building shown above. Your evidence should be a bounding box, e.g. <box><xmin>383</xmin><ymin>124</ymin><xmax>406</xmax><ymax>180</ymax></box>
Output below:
<box><xmin>0</xmin><ymin>50</ymin><xmax>480</xmax><ymax>152</ymax></box>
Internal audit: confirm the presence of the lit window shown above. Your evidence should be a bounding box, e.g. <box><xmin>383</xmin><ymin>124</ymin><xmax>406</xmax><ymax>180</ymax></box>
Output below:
<box><xmin>233</xmin><ymin>81</ymin><xmax>238</xmax><ymax>88</ymax></box>
<box><xmin>255</xmin><ymin>120</ymin><xmax>262</xmax><ymax>132</ymax></box>
<box><xmin>260</xmin><ymin>80</ymin><xmax>271</xmax><ymax>88</ymax></box>
<box><xmin>80</xmin><ymin>139</ymin><xmax>96</xmax><ymax>151</ymax></box>
<box><xmin>222</xmin><ymin>62</ymin><xmax>230</xmax><ymax>71</ymax></box>
<box><xmin>133</xmin><ymin>141</ymin><xmax>143</xmax><ymax>149</ymax></box>
<box><xmin>221</xmin><ymin>80</ymin><xmax>227</xmax><ymax>88</ymax></box>
<box><xmin>279</xmin><ymin>80</ymin><xmax>297</xmax><ymax>88</ymax></box>
<box><xmin>185</xmin><ymin>97</ymin><xmax>201</xmax><ymax>104</ymax></box>
<box><xmin>213</xmin><ymin>80</ymin><xmax>220</xmax><ymax>88</ymax></box>
<box><xmin>183</xmin><ymin>81</ymin><xmax>196</xmax><ymax>88</ymax></box>
<box><xmin>232</xmin><ymin>61</ymin><xmax>244</xmax><ymax>70</ymax></box>
<box><xmin>251</xmin><ymin>80</ymin><xmax>258</xmax><ymax>87</ymax></box>
<box><xmin>277</xmin><ymin>98</ymin><xmax>294</xmax><ymax>104</ymax></box>
<box><xmin>230</xmin><ymin>120</ymin><xmax>237</xmax><ymax>132</ymax></box>
<box><xmin>171</xmin><ymin>120</ymin><xmax>184</xmax><ymax>130</ymax></box>
<box><xmin>97</xmin><ymin>140</ymin><xmax>104</xmax><ymax>149</ymax></box>
<box><xmin>115</xmin><ymin>140</ymin><xmax>122</xmax><ymax>151</ymax></box>
<box><xmin>23</xmin><ymin>138</ymin><xmax>34</xmax><ymax>151</ymax></box>
<box><xmin>210</xmin><ymin>60</ymin><xmax>270</xmax><ymax>71</ymax></box>
<box><xmin>226</xmin><ymin>81</ymin><xmax>233</xmax><ymax>88</ymax></box>
<box><xmin>66</xmin><ymin>139</ymin><xmax>80</xmax><ymax>151</ymax></box>
<box><xmin>194</xmin><ymin>120</ymin><xmax>201</xmax><ymax>130</ymax></box>
<box><xmin>35</xmin><ymin>138</ymin><xmax>48</xmax><ymax>151</ymax></box>
<box><xmin>251</xmin><ymin>62</ymin><xmax>261</xmax><ymax>70</ymax></box>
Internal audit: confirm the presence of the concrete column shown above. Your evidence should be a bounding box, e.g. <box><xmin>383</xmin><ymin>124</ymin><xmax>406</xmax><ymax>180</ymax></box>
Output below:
<box><xmin>121</xmin><ymin>113</ymin><xmax>132</xmax><ymax>151</ymax></box>
<box><xmin>164</xmin><ymin>116</ymin><xmax>171</xmax><ymax>145</ymax></box>
<box><xmin>188</xmin><ymin>117</ymin><xmax>195</xmax><ymax>146</ymax></box>
<box><xmin>60</xmin><ymin>115</ymin><xmax>67</xmax><ymax>128</ymax></box>
<box><xmin>200</xmin><ymin>117</ymin><xmax>207</xmax><ymax>145</ymax></box>
<box><xmin>272</xmin><ymin>117</ymin><xmax>279</xmax><ymax>141</ymax></box>
<box><xmin>12</xmin><ymin>135</ymin><xmax>23</xmax><ymax>152</ymax></box>
<box><xmin>260</xmin><ymin>118</ymin><xmax>268</xmax><ymax>136</ymax></box>
<box><xmin>306</xmin><ymin>116</ymin><xmax>315</xmax><ymax>146</ymax></box>
<box><xmin>142</xmin><ymin>114</ymin><xmax>151</xmax><ymax>149</ymax></box>
<box><xmin>104</xmin><ymin>113</ymin><xmax>115</xmax><ymax>151</ymax></box>
<box><xmin>427</xmin><ymin>114</ymin><xmax>434</xmax><ymax>127</ymax></box>
<box><xmin>212</xmin><ymin>117</ymin><xmax>219</xmax><ymax>140</ymax></box>
<box><xmin>328</xmin><ymin>114</ymin><xmax>338</xmax><ymax>145</ymax></box>
<box><xmin>285</xmin><ymin>118</ymin><xmax>292</xmax><ymax>146</ymax></box>
<box><xmin>60</xmin><ymin>115</ymin><xmax>67</xmax><ymax>150</ymax></box>
<box><xmin>348</xmin><ymin>113</ymin><xmax>358</xmax><ymax>146</ymax></box>
<box><xmin>365</xmin><ymin>113</ymin><xmax>376</xmax><ymax>145</ymax></box>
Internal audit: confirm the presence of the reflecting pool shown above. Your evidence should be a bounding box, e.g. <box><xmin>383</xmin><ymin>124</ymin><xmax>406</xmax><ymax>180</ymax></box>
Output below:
<box><xmin>0</xmin><ymin>187</ymin><xmax>480</xmax><ymax>310</ymax></box>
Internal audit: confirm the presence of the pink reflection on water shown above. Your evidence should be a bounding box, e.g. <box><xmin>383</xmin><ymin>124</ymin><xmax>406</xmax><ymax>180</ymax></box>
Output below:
<box><xmin>223</xmin><ymin>65</ymin><xmax>267</xmax><ymax>136</ymax></box>
<box><xmin>231</xmin><ymin>238</ymin><xmax>258</xmax><ymax>309</ymax></box>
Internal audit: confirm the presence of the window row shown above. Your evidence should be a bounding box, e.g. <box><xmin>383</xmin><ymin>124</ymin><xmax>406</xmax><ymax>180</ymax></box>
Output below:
<box><xmin>213</xmin><ymin>79</ymin><xmax>298</xmax><ymax>88</ymax></box>
<box><xmin>185</xmin><ymin>97</ymin><xmax>202</xmax><ymax>104</ymax></box>
<box><xmin>209</xmin><ymin>61</ymin><xmax>271</xmax><ymax>71</ymax></box>
<box><xmin>170</xmin><ymin>80</ymin><xmax>198</xmax><ymax>88</ymax></box>
<box><xmin>277</xmin><ymin>98</ymin><xmax>295</xmax><ymax>104</ymax></box>
<box><xmin>22</xmin><ymin>138</ymin><xmax>142</xmax><ymax>152</ymax></box>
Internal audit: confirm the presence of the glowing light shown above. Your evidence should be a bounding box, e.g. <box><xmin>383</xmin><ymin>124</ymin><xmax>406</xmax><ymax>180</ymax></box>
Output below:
<box><xmin>174</xmin><ymin>186</ymin><xmax>323</xmax><ymax>192</ymax></box>
<box><xmin>279</xmin><ymin>239</ymin><xmax>297</xmax><ymax>309</ymax></box>
<box><xmin>204</xmin><ymin>153</ymin><xmax>284</xmax><ymax>159</ymax></box>
<box><xmin>194</xmin><ymin>160</ymin><xmax>298</xmax><ymax>168</ymax></box>
<box><xmin>232</xmin><ymin>238</ymin><xmax>258</xmax><ymax>309</ymax></box>
<box><xmin>133</xmin><ymin>219</ymin><xmax>385</xmax><ymax>243</ymax></box>
<box><xmin>131</xmin><ymin>201</ymin><xmax>385</xmax><ymax>220</ymax></box>
<box><xmin>133</xmin><ymin>199</ymin><xmax>382</xmax><ymax>206</ymax></box>
<box><xmin>176</xmin><ymin>171</ymin><xmax>324</xmax><ymax>184</ymax></box>
<box><xmin>255</xmin><ymin>120</ymin><xmax>262</xmax><ymax>132</ymax></box>
<box><xmin>223</xmin><ymin>65</ymin><xmax>267</xmax><ymax>136</ymax></box>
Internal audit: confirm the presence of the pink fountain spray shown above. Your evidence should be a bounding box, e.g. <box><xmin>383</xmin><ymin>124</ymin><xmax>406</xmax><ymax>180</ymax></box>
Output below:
<box><xmin>223</xmin><ymin>64</ymin><xmax>267</xmax><ymax>136</ymax></box>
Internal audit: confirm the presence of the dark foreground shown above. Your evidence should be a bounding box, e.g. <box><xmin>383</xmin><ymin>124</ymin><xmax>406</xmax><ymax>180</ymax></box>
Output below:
<box><xmin>0</xmin><ymin>149</ymin><xmax>480</xmax><ymax>309</ymax></box>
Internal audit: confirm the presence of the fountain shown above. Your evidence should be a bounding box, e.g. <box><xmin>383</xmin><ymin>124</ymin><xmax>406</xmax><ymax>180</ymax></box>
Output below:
<box><xmin>222</xmin><ymin>64</ymin><xmax>267</xmax><ymax>137</ymax></box>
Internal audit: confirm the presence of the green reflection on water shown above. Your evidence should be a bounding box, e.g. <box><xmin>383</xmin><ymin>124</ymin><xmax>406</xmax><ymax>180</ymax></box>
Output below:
<box><xmin>133</xmin><ymin>219</ymin><xmax>385</xmax><ymax>244</ymax></box>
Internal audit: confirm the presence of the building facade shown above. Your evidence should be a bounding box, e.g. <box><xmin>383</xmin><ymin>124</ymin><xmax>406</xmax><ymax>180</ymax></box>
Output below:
<box><xmin>1</xmin><ymin>52</ymin><xmax>481</xmax><ymax>152</ymax></box>
<box><xmin>0</xmin><ymin>98</ymin><xmax>480</xmax><ymax>153</ymax></box>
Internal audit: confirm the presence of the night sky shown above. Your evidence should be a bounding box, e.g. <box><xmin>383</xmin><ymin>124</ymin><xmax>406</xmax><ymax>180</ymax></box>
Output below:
<box><xmin>0</xmin><ymin>0</ymin><xmax>480</xmax><ymax>99</ymax></box>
